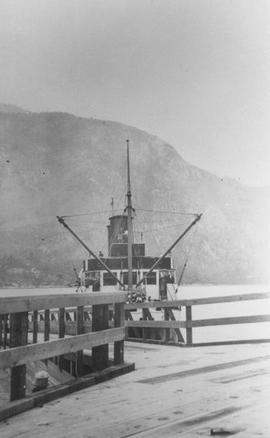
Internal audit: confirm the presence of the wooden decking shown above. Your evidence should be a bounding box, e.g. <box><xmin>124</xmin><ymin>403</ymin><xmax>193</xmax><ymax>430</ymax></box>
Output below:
<box><xmin>0</xmin><ymin>341</ymin><xmax>269</xmax><ymax>437</ymax></box>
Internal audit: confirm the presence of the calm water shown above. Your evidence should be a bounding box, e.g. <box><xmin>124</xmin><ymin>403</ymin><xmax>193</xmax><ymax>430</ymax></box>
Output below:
<box><xmin>1</xmin><ymin>284</ymin><xmax>269</xmax><ymax>343</ymax></box>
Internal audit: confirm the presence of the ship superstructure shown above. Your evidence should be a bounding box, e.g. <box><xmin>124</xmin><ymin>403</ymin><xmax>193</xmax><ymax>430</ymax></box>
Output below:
<box><xmin>81</xmin><ymin>212</ymin><xmax>175</xmax><ymax>300</ymax></box>
<box><xmin>57</xmin><ymin>139</ymin><xmax>201</xmax><ymax>301</ymax></box>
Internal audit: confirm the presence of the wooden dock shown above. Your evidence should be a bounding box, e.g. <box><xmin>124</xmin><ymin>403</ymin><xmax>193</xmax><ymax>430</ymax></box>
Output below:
<box><xmin>0</xmin><ymin>341</ymin><xmax>269</xmax><ymax>437</ymax></box>
<box><xmin>1</xmin><ymin>288</ymin><xmax>270</xmax><ymax>436</ymax></box>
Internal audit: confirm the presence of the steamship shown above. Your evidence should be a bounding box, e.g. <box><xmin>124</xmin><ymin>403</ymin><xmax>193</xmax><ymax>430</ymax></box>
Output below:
<box><xmin>80</xmin><ymin>213</ymin><xmax>176</xmax><ymax>301</ymax></box>
<box><xmin>58</xmin><ymin>140</ymin><xmax>201</xmax><ymax>302</ymax></box>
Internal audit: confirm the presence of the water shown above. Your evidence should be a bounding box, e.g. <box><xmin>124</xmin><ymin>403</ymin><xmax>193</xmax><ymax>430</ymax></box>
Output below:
<box><xmin>1</xmin><ymin>284</ymin><xmax>269</xmax><ymax>343</ymax></box>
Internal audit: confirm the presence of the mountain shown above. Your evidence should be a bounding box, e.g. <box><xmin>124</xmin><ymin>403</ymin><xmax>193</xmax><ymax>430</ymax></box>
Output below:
<box><xmin>0</xmin><ymin>110</ymin><xmax>269</xmax><ymax>286</ymax></box>
<box><xmin>0</xmin><ymin>103</ymin><xmax>28</xmax><ymax>114</ymax></box>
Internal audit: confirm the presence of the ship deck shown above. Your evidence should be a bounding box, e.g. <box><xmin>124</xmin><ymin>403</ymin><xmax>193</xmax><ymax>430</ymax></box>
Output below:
<box><xmin>0</xmin><ymin>341</ymin><xmax>269</xmax><ymax>437</ymax></box>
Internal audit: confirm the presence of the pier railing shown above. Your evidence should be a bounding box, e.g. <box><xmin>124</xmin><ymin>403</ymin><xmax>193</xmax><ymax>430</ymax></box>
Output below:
<box><xmin>0</xmin><ymin>291</ymin><xmax>128</xmax><ymax>407</ymax></box>
<box><xmin>125</xmin><ymin>292</ymin><xmax>270</xmax><ymax>346</ymax></box>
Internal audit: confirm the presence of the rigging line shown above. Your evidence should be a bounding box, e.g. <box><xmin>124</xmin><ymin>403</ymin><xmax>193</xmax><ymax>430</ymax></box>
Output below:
<box><xmin>133</xmin><ymin>214</ymin><xmax>190</xmax><ymax>225</ymax></box>
<box><xmin>174</xmin><ymin>224</ymin><xmax>199</xmax><ymax>293</ymax></box>
<box><xmin>134</xmin><ymin>213</ymin><xmax>188</xmax><ymax>233</ymax></box>
<box><xmin>62</xmin><ymin>209</ymin><xmax>123</xmax><ymax>218</ymax></box>
<box><xmin>141</xmin><ymin>215</ymin><xmax>189</xmax><ymax>221</ymax></box>
<box><xmin>58</xmin><ymin>222</ymin><xmax>81</xmax><ymax>280</ymax></box>
<box><xmin>149</xmin><ymin>222</ymin><xmax>163</xmax><ymax>256</ymax></box>
<box><xmin>136</xmin><ymin>208</ymin><xmax>198</xmax><ymax>216</ymax></box>
<box><xmin>141</xmin><ymin>222</ymin><xmax>192</xmax><ymax>233</ymax></box>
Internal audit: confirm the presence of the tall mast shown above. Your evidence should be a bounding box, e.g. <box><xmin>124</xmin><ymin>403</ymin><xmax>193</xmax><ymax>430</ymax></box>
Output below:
<box><xmin>126</xmin><ymin>139</ymin><xmax>133</xmax><ymax>291</ymax></box>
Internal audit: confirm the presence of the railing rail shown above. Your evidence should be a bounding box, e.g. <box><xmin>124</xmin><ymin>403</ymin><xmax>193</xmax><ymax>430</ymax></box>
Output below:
<box><xmin>125</xmin><ymin>292</ymin><xmax>270</xmax><ymax>345</ymax></box>
<box><xmin>0</xmin><ymin>292</ymin><xmax>127</xmax><ymax>403</ymax></box>
<box><xmin>0</xmin><ymin>291</ymin><xmax>126</xmax><ymax>314</ymax></box>
<box><xmin>125</xmin><ymin>292</ymin><xmax>270</xmax><ymax>309</ymax></box>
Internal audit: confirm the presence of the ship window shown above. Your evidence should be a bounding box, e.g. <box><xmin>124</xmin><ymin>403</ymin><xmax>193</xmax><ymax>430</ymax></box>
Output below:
<box><xmin>123</xmin><ymin>271</ymin><xmax>137</xmax><ymax>285</ymax></box>
<box><xmin>103</xmin><ymin>272</ymin><xmax>118</xmax><ymax>286</ymax></box>
<box><xmin>143</xmin><ymin>271</ymin><xmax>156</xmax><ymax>285</ymax></box>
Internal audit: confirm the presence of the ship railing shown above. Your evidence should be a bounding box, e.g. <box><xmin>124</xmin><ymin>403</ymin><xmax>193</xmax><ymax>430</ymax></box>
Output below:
<box><xmin>125</xmin><ymin>292</ymin><xmax>270</xmax><ymax>346</ymax></box>
<box><xmin>0</xmin><ymin>291</ymin><xmax>132</xmax><ymax>417</ymax></box>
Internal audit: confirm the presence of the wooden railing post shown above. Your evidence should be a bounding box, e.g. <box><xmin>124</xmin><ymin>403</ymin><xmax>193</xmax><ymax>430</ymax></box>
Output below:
<box><xmin>186</xmin><ymin>305</ymin><xmax>193</xmax><ymax>345</ymax></box>
<box><xmin>164</xmin><ymin>307</ymin><xmax>170</xmax><ymax>342</ymax></box>
<box><xmin>142</xmin><ymin>308</ymin><xmax>148</xmax><ymax>341</ymax></box>
<box><xmin>59</xmin><ymin>308</ymin><xmax>65</xmax><ymax>339</ymax></box>
<box><xmin>76</xmin><ymin>305</ymin><xmax>84</xmax><ymax>376</ymax></box>
<box><xmin>114</xmin><ymin>303</ymin><xmax>125</xmax><ymax>364</ymax></box>
<box><xmin>32</xmin><ymin>310</ymin><xmax>38</xmax><ymax>344</ymax></box>
<box><xmin>9</xmin><ymin>312</ymin><xmax>28</xmax><ymax>401</ymax></box>
<box><xmin>58</xmin><ymin>307</ymin><xmax>65</xmax><ymax>369</ymax></box>
<box><xmin>44</xmin><ymin>309</ymin><xmax>50</xmax><ymax>342</ymax></box>
<box><xmin>3</xmin><ymin>315</ymin><xmax>8</xmax><ymax>349</ymax></box>
<box><xmin>92</xmin><ymin>303</ymin><xmax>109</xmax><ymax>371</ymax></box>
<box><xmin>0</xmin><ymin>314</ymin><xmax>3</xmax><ymax>349</ymax></box>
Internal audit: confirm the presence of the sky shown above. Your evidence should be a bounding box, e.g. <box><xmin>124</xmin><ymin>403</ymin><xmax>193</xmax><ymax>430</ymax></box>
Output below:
<box><xmin>0</xmin><ymin>0</ymin><xmax>270</xmax><ymax>186</ymax></box>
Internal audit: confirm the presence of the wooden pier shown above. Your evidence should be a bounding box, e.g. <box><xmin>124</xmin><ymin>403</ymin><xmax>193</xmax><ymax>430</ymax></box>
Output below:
<box><xmin>0</xmin><ymin>341</ymin><xmax>270</xmax><ymax>437</ymax></box>
<box><xmin>0</xmin><ymin>289</ymin><xmax>270</xmax><ymax>436</ymax></box>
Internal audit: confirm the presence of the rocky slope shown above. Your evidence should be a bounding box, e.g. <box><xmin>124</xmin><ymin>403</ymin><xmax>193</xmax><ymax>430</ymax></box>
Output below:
<box><xmin>0</xmin><ymin>108</ymin><xmax>269</xmax><ymax>286</ymax></box>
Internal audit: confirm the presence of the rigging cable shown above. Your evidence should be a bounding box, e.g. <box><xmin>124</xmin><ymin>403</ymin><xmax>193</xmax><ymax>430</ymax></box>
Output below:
<box><xmin>61</xmin><ymin>209</ymin><xmax>123</xmax><ymax>218</ymax></box>
<box><xmin>136</xmin><ymin>208</ymin><xmax>198</xmax><ymax>216</ymax></box>
<box><xmin>174</xmin><ymin>223</ymin><xmax>199</xmax><ymax>294</ymax></box>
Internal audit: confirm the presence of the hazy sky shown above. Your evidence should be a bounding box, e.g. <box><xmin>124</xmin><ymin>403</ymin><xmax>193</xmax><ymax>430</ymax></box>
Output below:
<box><xmin>1</xmin><ymin>0</ymin><xmax>270</xmax><ymax>186</ymax></box>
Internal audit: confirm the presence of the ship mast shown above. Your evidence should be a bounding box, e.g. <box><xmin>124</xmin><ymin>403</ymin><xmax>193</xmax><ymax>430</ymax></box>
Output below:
<box><xmin>126</xmin><ymin>139</ymin><xmax>133</xmax><ymax>291</ymax></box>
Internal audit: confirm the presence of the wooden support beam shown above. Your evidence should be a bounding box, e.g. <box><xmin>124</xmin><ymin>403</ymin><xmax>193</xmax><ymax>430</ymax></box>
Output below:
<box><xmin>166</xmin><ymin>308</ymin><xmax>185</xmax><ymax>343</ymax></box>
<box><xmin>186</xmin><ymin>306</ymin><xmax>193</xmax><ymax>345</ymax></box>
<box><xmin>76</xmin><ymin>306</ymin><xmax>84</xmax><ymax>376</ymax></box>
<box><xmin>114</xmin><ymin>303</ymin><xmax>125</xmax><ymax>365</ymax></box>
<box><xmin>125</xmin><ymin>310</ymin><xmax>141</xmax><ymax>339</ymax></box>
<box><xmin>125</xmin><ymin>310</ymin><xmax>134</xmax><ymax>320</ymax></box>
<box><xmin>58</xmin><ymin>308</ymin><xmax>65</xmax><ymax>338</ymax></box>
<box><xmin>142</xmin><ymin>308</ymin><xmax>148</xmax><ymax>341</ymax></box>
<box><xmin>58</xmin><ymin>307</ymin><xmax>65</xmax><ymax>369</ymax></box>
<box><xmin>125</xmin><ymin>301</ymin><xmax>183</xmax><ymax>310</ymax></box>
<box><xmin>0</xmin><ymin>314</ymin><xmax>3</xmax><ymax>349</ymax></box>
<box><xmin>143</xmin><ymin>308</ymin><xmax>154</xmax><ymax>320</ymax></box>
<box><xmin>3</xmin><ymin>315</ymin><xmax>8</xmax><ymax>349</ymax></box>
<box><xmin>32</xmin><ymin>310</ymin><xmax>38</xmax><ymax>344</ymax></box>
<box><xmin>0</xmin><ymin>328</ymin><xmax>125</xmax><ymax>370</ymax></box>
<box><xmin>44</xmin><ymin>309</ymin><xmax>50</xmax><ymax>342</ymax></box>
<box><xmin>9</xmin><ymin>312</ymin><xmax>28</xmax><ymax>401</ymax></box>
<box><xmin>0</xmin><ymin>292</ymin><xmax>128</xmax><ymax>314</ymax></box>
<box><xmin>164</xmin><ymin>308</ymin><xmax>170</xmax><ymax>343</ymax></box>
<box><xmin>92</xmin><ymin>304</ymin><xmax>109</xmax><ymax>371</ymax></box>
<box><xmin>84</xmin><ymin>311</ymin><xmax>91</xmax><ymax>321</ymax></box>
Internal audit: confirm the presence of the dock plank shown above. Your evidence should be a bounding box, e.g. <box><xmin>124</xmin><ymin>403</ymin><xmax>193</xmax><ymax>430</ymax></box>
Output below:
<box><xmin>0</xmin><ymin>342</ymin><xmax>270</xmax><ymax>437</ymax></box>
